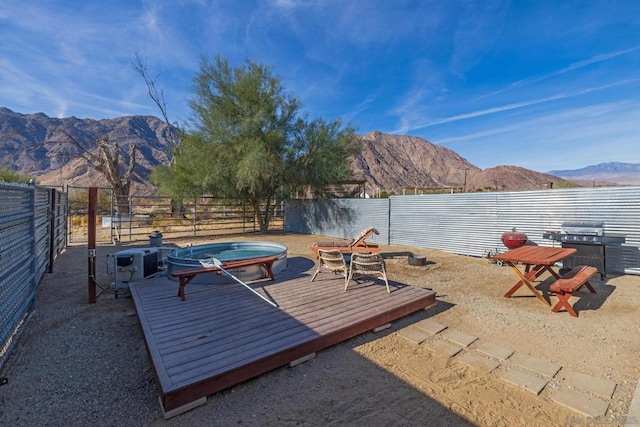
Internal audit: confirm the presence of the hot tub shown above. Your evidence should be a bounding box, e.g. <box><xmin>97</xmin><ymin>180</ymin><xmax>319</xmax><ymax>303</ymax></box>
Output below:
<box><xmin>166</xmin><ymin>241</ymin><xmax>288</xmax><ymax>284</ymax></box>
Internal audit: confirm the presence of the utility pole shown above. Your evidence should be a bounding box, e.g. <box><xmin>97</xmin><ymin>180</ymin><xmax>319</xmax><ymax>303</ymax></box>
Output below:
<box><xmin>463</xmin><ymin>168</ymin><xmax>469</xmax><ymax>193</ymax></box>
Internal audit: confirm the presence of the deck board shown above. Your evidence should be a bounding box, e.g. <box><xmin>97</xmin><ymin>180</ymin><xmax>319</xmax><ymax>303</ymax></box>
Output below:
<box><xmin>129</xmin><ymin>256</ymin><xmax>437</xmax><ymax>413</ymax></box>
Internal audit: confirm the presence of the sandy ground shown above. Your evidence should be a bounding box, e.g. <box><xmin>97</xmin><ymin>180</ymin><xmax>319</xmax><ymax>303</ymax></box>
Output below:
<box><xmin>1</xmin><ymin>232</ymin><xmax>639</xmax><ymax>426</ymax></box>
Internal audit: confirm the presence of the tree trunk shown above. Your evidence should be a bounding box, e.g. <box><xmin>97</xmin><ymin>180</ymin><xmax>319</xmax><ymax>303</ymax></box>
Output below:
<box><xmin>170</xmin><ymin>199</ymin><xmax>187</xmax><ymax>219</ymax></box>
<box><xmin>114</xmin><ymin>189</ymin><xmax>130</xmax><ymax>215</ymax></box>
<box><xmin>251</xmin><ymin>200</ymin><xmax>269</xmax><ymax>233</ymax></box>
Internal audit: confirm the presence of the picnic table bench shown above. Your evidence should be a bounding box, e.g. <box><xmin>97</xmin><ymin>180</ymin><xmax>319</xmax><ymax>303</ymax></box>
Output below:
<box><xmin>549</xmin><ymin>265</ymin><xmax>598</xmax><ymax>317</ymax></box>
<box><xmin>171</xmin><ymin>255</ymin><xmax>278</xmax><ymax>301</ymax></box>
<box><xmin>492</xmin><ymin>246</ymin><xmax>577</xmax><ymax>306</ymax></box>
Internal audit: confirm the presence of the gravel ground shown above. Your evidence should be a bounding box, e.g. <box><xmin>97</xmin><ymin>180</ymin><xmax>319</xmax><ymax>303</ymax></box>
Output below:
<box><xmin>1</xmin><ymin>232</ymin><xmax>638</xmax><ymax>426</ymax></box>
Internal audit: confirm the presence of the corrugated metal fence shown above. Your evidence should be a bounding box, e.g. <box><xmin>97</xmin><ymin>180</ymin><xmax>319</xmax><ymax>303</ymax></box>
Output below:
<box><xmin>284</xmin><ymin>186</ymin><xmax>640</xmax><ymax>275</ymax></box>
<box><xmin>0</xmin><ymin>183</ymin><xmax>67</xmax><ymax>368</ymax></box>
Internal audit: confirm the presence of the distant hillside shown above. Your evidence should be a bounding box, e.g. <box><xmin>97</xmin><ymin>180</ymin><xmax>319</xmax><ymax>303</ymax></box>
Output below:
<box><xmin>467</xmin><ymin>165</ymin><xmax>572</xmax><ymax>191</ymax></box>
<box><xmin>0</xmin><ymin>107</ymin><xmax>586</xmax><ymax>193</ymax></box>
<box><xmin>354</xmin><ymin>132</ymin><xmax>570</xmax><ymax>192</ymax></box>
<box><xmin>548</xmin><ymin>162</ymin><xmax>640</xmax><ymax>185</ymax></box>
<box><xmin>353</xmin><ymin>131</ymin><xmax>481</xmax><ymax>190</ymax></box>
<box><xmin>0</xmin><ymin>107</ymin><xmax>172</xmax><ymax>192</ymax></box>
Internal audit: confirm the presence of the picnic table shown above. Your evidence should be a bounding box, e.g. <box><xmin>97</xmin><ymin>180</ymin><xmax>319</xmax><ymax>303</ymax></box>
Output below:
<box><xmin>493</xmin><ymin>246</ymin><xmax>577</xmax><ymax>306</ymax></box>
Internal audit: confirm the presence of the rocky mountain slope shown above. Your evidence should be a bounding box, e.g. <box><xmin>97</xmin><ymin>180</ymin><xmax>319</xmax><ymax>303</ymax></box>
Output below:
<box><xmin>548</xmin><ymin>162</ymin><xmax>640</xmax><ymax>186</ymax></box>
<box><xmin>466</xmin><ymin>165</ymin><xmax>571</xmax><ymax>191</ymax></box>
<box><xmin>353</xmin><ymin>131</ymin><xmax>481</xmax><ymax>190</ymax></box>
<box><xmin>354</xmin><ymin>131</ymin><xmax>572</xmax><ymax>192</ymax></box>
<box><xmin>0</xmin><ymin>107</ymin><xmax>172</xmax><ymax>191</ymax></box>
<box><xmin>0</xmin><ymin>107</ymin><xmax>611</xmax><ymax>193</ymax></box>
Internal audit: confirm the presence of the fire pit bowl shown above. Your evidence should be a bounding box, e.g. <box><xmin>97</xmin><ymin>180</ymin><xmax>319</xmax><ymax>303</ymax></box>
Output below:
<box><xmin>501</xmin><ymin>228</ymin><xmax>528</xmax><ymax>249</ymax></box>
<box><xmin>408</xmin><ymin>254</ymin><xmax>428</xmax><ymax>266</ymax></box>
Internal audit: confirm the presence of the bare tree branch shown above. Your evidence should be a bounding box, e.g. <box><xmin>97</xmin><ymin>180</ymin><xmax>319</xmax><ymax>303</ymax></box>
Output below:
<box><xmin>133</xmin><ymin>53</ymin><xmax>181</xmax><ymax>162</ymax></box>
<box><xmin>56</xmin><ymin>130</ymin><xmax>100</xmax><ymax>166</ymax></box>
<box><xmin>54</xmin><ymin>130</ymin><xmax>137</xmax><ymax>214</ymax></box>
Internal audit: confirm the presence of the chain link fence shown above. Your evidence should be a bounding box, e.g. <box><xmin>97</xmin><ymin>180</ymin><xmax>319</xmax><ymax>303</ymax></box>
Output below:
<box><xmin>0</xmin><ymin>183</ymin><xmax>67</xmax><ymax>368</ymax></box>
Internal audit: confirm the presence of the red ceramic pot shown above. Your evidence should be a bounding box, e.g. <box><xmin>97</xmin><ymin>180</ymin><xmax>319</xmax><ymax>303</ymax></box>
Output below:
<box><xmin>501</xmin><ymin>228</ymin><xmax>528</xmax><ymax>249</ymax></box>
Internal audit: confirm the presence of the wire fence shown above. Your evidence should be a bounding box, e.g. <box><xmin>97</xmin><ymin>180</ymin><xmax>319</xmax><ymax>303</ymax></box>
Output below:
<box><xmin>0</xmin><ymin>183</ymin><xmax>67</xmax><ymax>369</ymax></box>
<box><xmin>66</xmin><ymin>187</ymin><xmax>284</xmax><ymax>244</ymax></box>
<box><xmin>1</xmin><ymin>183</ymin><xmax>285</xmax><ymax>369</ymax></box>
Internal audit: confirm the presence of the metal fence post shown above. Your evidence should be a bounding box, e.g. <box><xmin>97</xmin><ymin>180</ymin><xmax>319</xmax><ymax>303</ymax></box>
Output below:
<box><xmin>48</xmin><ymin>188</ymin><xmax>55</xmax><ymax>273</ymax></box>
<box><xmin>28</xmin><ymin>185</ymin><xmax>37</xmax><ymax>312</ymax></box>
<box><xmin>110</xmin><ymin>188</ymin><xmax>115</xmax><ymax>244</ymax></box>
<box><xmin>88</xmin><ymin>187</ymin><xmax>97</xmax><ymax>304</ymax></box>
<box><xmin>193</xmin><ymin>197</ymin><xmax>197</xmax><ymax>236</ymax></box>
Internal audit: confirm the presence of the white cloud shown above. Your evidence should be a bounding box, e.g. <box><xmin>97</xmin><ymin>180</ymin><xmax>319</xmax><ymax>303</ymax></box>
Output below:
<box><xmin>476</xmin><ymin>45</ymin><xmax>640</xmax><ymax>101</ymax></box>
<box><xmin>396</xmin><ymin>78</ymin><xmax>640</xmax><ymax>133</ymax></box>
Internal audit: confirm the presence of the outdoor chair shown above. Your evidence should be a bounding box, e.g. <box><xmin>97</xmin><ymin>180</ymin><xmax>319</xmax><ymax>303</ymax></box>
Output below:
<box><xmin>310</xmin><ymin>249</ymin><xmax>349</xmax><ymax>285</ymax></box>
<box><xmin>346</xmin><ymin>252</ymin><xmax>390</xmax><ymax>293</ymax></box>
<box><xmin>311</xmin><ymin>227</ymin><xmax>380</xmax><ymax>259</ymax></box>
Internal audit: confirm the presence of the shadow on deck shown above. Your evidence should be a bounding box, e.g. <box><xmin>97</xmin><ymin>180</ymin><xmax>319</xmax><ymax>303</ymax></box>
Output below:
<box><xmin>129</xmin><ymin>256</ymin><xmax>437</xmax><ymax>416</ymax></box>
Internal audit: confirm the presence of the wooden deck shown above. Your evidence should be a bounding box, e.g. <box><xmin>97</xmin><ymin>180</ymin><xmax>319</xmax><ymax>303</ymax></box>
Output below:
<box><xmin>129</xmin><ymin>256</ymin><xmax>437</xmax><ymax>414</ymax></box>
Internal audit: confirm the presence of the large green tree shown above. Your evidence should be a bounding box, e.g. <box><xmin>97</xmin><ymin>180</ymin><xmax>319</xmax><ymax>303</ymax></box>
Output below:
<box><xmin>153</xmin><ymin>56</ymin><xmax>361</xmax><ymax>231</ymax></box>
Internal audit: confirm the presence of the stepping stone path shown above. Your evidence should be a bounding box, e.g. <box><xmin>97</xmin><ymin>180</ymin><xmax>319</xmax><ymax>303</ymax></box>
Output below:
<box><xmin>553</xmin><ymin>388</ymin><xmax>610</xmax><ymax>418</ymax></box>
<box><xmin>424</xmin><ymin>339</ymin><xmax>463</xmax><ymax>358</ymax></box>
<box><xmin>414</xmin><ymin>319</ymin><xmax>447</xmax><ymax>335</ymax></box>
<box><xmin>441</xmin><ymin>329</ymin><xmax>478</xmax><ymax>347</ymax></box>
<box><xmin>501</xmin><ymin>368</ymin><xmax>549</xmax><ymax>395</ymax></box>
<box><xmin>565</xmin><ymin>372</ymin><xmax>616</xmax><ymax>399</ymax></box>
<box><xmin>460</xmin><ymin>353</ymin><xmax>500</xmax><ymax>373</ymax></box>
<box><xmin>515</xmin><ymin>355</ymin><xmax>561</xmax><ymax>378</ymax></box>
<box><xmin>475</xmin><ymin>341</ymin><xmax>514</xmax><ymax>361</ymax></box>
<box><xmin>395</xmin><ymin>318</ymin><xmax>623</xmax><ymax>420</ymax></box>
<box><xmin>397</xmin><ymin>326</ymin><xmax>430</xmax><ymax>344</ymax></box>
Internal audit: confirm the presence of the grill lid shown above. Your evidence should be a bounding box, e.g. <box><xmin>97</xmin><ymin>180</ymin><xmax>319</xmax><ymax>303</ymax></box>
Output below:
<box><xmin>560</xmin><ymin>221</ymin><xmax>604</xmax><ymax>236</ymax></box>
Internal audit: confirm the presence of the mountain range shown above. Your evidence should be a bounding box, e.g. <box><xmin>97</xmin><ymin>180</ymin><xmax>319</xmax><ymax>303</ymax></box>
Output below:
<box><xmin>1</xmin><ymin>107</ymin><xmax>637</xmax><ymax>192</ymax></box>
<box><xmin>547</xmin><ymin>163</ymin><xmax>640</xmax><ymax>186</ymax></box>
<box><xmin>0</xmin><ymin>107</ymin><xmax>172</xmax><ymax>193</ymax></box>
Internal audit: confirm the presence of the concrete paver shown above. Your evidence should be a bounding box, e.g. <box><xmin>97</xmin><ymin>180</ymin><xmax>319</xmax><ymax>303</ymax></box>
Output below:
<box><xmin>501</xmin><ymin>368</ymin><xmax>548</xmax><ymax>395</ymax></box>
<box><xmin>475</xmin><ymin>341</ymin><xmax>514</xmax><ymax>361</ymax></box>
<box><xmin>397</xmin><ymin>326</ymin><xmax>430</xmax><ymax>344</ymax></box>
<box><xmin>161</xmin><ymin>396</ymin><xmax>207</xmax><ymax>419</ymax></box>
<box><xmin>441</xmin><ymin>329</ymin><xmax>478</xmax><ymax>347</ymax></box>
<box><xmin>424</xmin><ymin>340</ymin><xmax>463</xmax><ymax>358</ymax></box>
<box><xmin>553</xmin><ymin>388</ymin><xmax>610</xmax><ymax>418</ymax></box>
<box><xmin>566</xmin><ymin>372</ymin><xmax>617</xmax><ymax>399</ymax></box>
<box><xmin>460</xmin><ymin>353</ymin><xmax>501</xmax><ymax>373</ymax></box>
<box><xmin>516</xmin><ymin>354</ymin><xmax>561</xmax><ymax>378</ymax></box>
<box><xmin>414</xmin><ymin>319</ymin><xmax>447</xmax><ymax>335</ymax></box>
<box><xmin>419</xmin><ymin>320</ymin><xmax>636</xmax><ymax>421</ymax></box>
<box><xmin>289</xmin><ymin>352</ymin><xmax>316</xmax><ymax>367</ymax></box>
<box><xmin>372</xmin><ymin>323</ymin><xmax>392</xmax><ymax>332</ymax></box>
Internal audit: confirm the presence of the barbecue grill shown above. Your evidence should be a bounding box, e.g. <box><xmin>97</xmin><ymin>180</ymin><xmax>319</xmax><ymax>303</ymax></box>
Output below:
<box><xmin>542</xmin><ymin>221</ymin><xmax>625</xmax><ymax>278</ymax></box>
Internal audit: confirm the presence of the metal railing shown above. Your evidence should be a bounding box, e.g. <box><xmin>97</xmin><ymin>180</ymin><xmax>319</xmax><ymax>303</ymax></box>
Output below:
<box><xmin>66</xmin><ymin>187</ymin><xmax>284</xmax><ymax>244</ymax></box>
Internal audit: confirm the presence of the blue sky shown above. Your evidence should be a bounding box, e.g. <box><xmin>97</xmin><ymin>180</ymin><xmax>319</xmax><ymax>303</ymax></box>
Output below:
<box><xmin>2</xmin><ymin>0</ymin><xmax>639</xmax><ymax>172</ymax></box>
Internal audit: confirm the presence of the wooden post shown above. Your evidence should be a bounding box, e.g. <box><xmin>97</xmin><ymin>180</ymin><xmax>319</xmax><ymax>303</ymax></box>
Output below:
<box><xmin>88</xmin><ymin>187</ymin><xmax>97</xmax><ymax>303</ymax></box>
